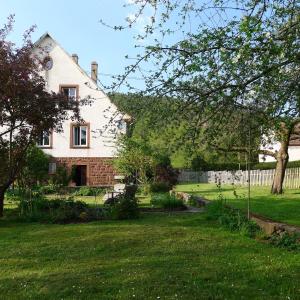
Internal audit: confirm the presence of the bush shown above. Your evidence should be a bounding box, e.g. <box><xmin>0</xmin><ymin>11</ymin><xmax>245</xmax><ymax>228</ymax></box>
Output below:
<box><xmin>150</xmin><ymin>194</ymin><xmax>185</xmax><ymax>210</ymax></box>
<box><xmin>18</xmin><ymin>196</ymin><xmax>104</xmax><ymax>223</ymax></box>
<box><xmin>149</xmin><ymin>182</ymin><xmax>170</xmax><ymax>193</ymax></box>
<box><xmin>5</xmin><ymin>189</ymin><xmax>24</xmax><ymax>202</ymax></box>
<box><xmin>252</xmin><ymin>160</ymin><xmax>300</xmax><ymax>170</ymax></box>
<box><xmin>154</xmin><ymin>163</ymin><xmax>178</xmax><ymax>187</ymax></box>
<box><xmin>109</xmin><ymin>195</ymin><xmax>139</xmax><ymax>220</ymax></box>
<box><xmin>189</xmin><ymin>159</ymin><xmax>300</xmax><ymax>171</ymax></box>
<box><xmin>39</xmin><ymin>185</ymin><xmax>57</xmax><ymax>195</ymax></box>
<box><xmin>206</xmin><ymin>201</ymin><xmax>260</xmax><ymax>238</ymax></box>
<box><xmin>191</xmin><ymin>156</ymin><xmax>208</xmax><ymax>171</ymax></box>
<box><xmin>51</xmin><ymin>164</ymin><xmax>71</xmax><ymax>187</ymax></box>
<box><xmin>73</xmin><ymin>186</ymin><xmax>105</xmax><ymax>196</ymax></box>
<box><xmin>17</xmin><ymin>145</ymin><xmax>50</xmax><ymax>188</ymax></box>
<box><xmin>269</xmin><ymin>232</ymin><xmax>300</xmax><ymax>251</ymax></box>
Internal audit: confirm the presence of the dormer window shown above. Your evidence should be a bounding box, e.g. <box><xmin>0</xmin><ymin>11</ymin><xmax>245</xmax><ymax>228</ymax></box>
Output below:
<box><xmin>60</xmin><ymin>85</ymin><xmax>79</xmax><ymax>101</ymax></box>
<box><xmin>37</xmin><ymin>131</ymin><xmax>51</xmax><ymax>148</ymax></box>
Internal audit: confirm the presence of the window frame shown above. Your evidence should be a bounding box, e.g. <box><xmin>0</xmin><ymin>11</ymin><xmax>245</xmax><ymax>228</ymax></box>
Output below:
<box><xmin>37</xmin><ymin>131</ymin><xmax>53</xmax><ymax>148</ymax></box>
<box><xmin>59</xmin><ymin>84</ymin><xmax>79</xmax><ymax>101</ymax></box>
<box><xmin>48</xmin><ymin>162</ymin><xmax>57</xmax><ymax>174</ymax></box>
<box><xmin>70</xmin><ymin>123</ymin><xmax>90</xmax><ymax>148</ymax></box>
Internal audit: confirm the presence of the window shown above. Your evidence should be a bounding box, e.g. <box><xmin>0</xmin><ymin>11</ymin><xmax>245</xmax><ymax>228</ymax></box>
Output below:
<box><xmin>60</xmin><ymin>85</ymin><xmax>78</xmax><ymax>101</ymax></box>
<box><xmin>71</xmin><ymin>124</ymin><xmax>89</xmax><ymax>147</ymax></box>
<box><xmin>37</xmin><ymin>131</ymin><xmax>51</xmax><ymax>147</ymax></box>
<box><xmin>117</xmin><ymin>120</ymin><xmax>127</xmax><ymax>132</ymax></box>
<box><xmin>49</xmin><ymin>162</ymin><xmax>56</xmax><ymax>174</ymax></box>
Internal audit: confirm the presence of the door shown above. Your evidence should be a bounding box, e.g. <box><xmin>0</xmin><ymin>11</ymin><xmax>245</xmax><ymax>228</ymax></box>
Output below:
<box><xmin>74</xmin><ymin>165</ymin><xmax>87</xmax><ymax>186</ymax></box>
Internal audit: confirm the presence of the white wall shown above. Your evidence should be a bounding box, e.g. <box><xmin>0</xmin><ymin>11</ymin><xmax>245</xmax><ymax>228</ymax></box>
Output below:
<box><xmin>33</xmin><ymin>35</ymin><xmax>123</xmax><ymax>158</ymax></box>
<box><xmin>259</xmin><ymin>142</ymin><xmax>300</xmax><ymax>162</ymax></box>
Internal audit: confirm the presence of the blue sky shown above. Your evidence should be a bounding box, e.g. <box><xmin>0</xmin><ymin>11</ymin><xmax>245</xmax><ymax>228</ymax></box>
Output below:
<box><xmin>0</xmin><ymin>0</ymin><xmax>146</xmax><ymax>91</ymax></box>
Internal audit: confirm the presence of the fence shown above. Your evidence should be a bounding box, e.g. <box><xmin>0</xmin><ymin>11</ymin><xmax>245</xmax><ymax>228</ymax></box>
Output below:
<box><xmin>178</xmin><ymin>168</ymin><xmax>300</xmax><ymax>189</ymax></box>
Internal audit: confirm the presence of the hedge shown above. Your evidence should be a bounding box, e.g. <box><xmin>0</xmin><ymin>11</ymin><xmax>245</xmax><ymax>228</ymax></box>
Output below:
<box><xmin>191</xmin><ymin>160</ymin><xmax>300</xmax><ymax>171</ymax></box>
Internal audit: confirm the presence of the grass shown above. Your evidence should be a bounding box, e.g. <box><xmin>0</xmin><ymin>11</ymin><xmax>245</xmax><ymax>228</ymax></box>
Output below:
<box><xmin>0</xmin><ymin>212</ymin><xmax>300</xmax><ymax>299</ymax></box>
<box><xmin>176</xmin><ymin>183</ymin><xmax>300</xmax><ymax>227</ymax></box>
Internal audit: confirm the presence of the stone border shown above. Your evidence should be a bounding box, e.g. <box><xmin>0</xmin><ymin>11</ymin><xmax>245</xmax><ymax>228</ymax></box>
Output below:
<box><xmin>170</xmin><ymin>191</ymin><xmax>211</xmax><ymax>207</ymax></box>
<box><xmin>172</xmin><ymin>190</ymin><xmax>300</xmax><ymax>237</ymax></box>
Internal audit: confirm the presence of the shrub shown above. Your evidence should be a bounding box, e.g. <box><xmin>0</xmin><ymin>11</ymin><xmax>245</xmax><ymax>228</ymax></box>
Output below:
<box><xmin>191</xmin><ymin>156</ymin><xmax>208</xmax><ymax>171</ymax></box>
<box><xmin>269</xmin><ymin>232</ymin><xmax>300</xmax><ymax>251</ymax></box>
<box><xmin>252</xmin><ymin>160</ymin><xmax>300</xmax><ymax>170</ymax></box>
<box><xmin>17</xmin><ymin>145</ymin><xmax>50</xmax><ymax>188</ymax></box>
<box><xmin>187</xmin><ymin>195</ymin><xmax>201</xmax><ymax>207</ymax></box>
<box><xmin>39</xmin><ymin>185</ymin><xmax>57</xmax><ymax>195</ymax></box>
<box><xmin>154</xmin><ymin>163</ymin><xmax>178</xmax><ymax>188</ymax></box>
<box><xmin>5</xmin><ymin>189</ymin><xmax>25</xmax><ymax>202</ymax></box>
<box><xmin>189</xmin><ymin>159</ymin><xmax>300</xmax><ymax>171</ymax></box>
<box><xmin>17</xmin><ymin>196</ymin><xmax>104</xmax><ymax>223</ymax></box>
<box><xmin>109</xmin><ymin>195</ymin><xmax>139</xmax><ymax>220</ymax></box>
<box><xmin>150</xmin><ymin>194</ymin><xmax>185</xmax><ymax>210</ymax></box>
<box><xmin>51</xmin><ymin>164</ymin><xmax>71</xmax><ymax>187</ymax></box>
<box><xmin>206</xmin><ymin>201</ymin><xmax>260</xmax><ymax>238</ymax></box>
<box><xmin>73</xmin><ymin>186</ymin><xmax>105</xmax><ymax>196</ymax></box>
<box><xmin>149</xmin><ymin>182</ymin><xmax>170</xmax><ymax>193</ymax></box>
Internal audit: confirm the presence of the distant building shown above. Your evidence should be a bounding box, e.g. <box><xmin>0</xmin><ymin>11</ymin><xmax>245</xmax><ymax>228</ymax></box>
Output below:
<box><xmin>259</xmin><ymin>134</ymin><xmax>300</xmax><ymax>162</ymax></box>
<box><xmin>33</xmin><ymin>33</ymin><xmax>125</xmax><ymax>186</ymax></box>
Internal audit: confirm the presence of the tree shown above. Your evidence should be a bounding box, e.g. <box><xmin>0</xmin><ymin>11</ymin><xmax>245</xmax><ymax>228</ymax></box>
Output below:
<box><xmin>17</xmin><ymin>145</ymin><xmax>50</xmax><ymax>188</ymax></box>
<box><xmin>105</xmin><ymin>0</ymin><xmax>300</xmax><ymax>194</ymax></box>
<box><xmin>0</xmin><ymin>16</ymin><xmax>81</xmax><ymax>216</ymax></box>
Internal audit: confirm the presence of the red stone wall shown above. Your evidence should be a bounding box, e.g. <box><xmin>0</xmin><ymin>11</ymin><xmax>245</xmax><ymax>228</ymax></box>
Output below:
<box><xmin>54</xmin><ymin>157</ymin><xmax>116</xmax><ymax>186</ymax></box>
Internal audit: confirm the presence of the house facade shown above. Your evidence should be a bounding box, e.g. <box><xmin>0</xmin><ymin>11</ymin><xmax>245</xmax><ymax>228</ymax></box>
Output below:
<box><xmin>33</xmin><ymin>33</ymin><xmax>125</xmax><ymax>186</ymax></box>
<box><xmin>259</xmin><ymin>139</ymin><xmax>300</xmax><ymax>162</ymax></box>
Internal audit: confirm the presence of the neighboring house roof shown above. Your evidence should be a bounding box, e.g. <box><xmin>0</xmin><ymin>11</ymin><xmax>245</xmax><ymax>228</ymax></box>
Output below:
<box><xmin>289</xmin><ymin>136</ymin><xmax>300</xmax><ymax>146</ymax></box>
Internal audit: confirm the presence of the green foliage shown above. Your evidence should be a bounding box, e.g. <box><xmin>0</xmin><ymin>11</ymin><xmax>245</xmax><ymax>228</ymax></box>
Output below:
<box><xmin>191</xmin><ymin>156</ymin><xmax>208</xmax><ymax>171</ymax></box>
<box><xmin>50</xmin><ymin>164</ymin><xmax>71</xmax><ymax>187</ymax></box>
<box><xmin>270</xmin><ymin>232</ymin><xmax>300</xmax><ymax>251</ymax></box>
<box><xmin>176</xmin><ymin>183</ymin><xmax>300</xmax><ymax>227</ymax></box>
<box><xmin>253</xmin><ymin>160</ymin><xmax>300</xmax><ymax>170</ymax></box>
<box><xmin>0</xmin><ymin>17</ymin><xmax>80</xmax><ymax>216</ymax></box>
<box><xmin>189</xmin><ymin>159</ymin><xmax>300</xmax><ymax>171</ymax></box>
<box><xmin>150</xmin><ymin>193</ymin><xmax>185</xmax><ymax>210</ymax></box>
<box><xmin>206</xmin><ymin>201</ymin><xmax>260</xmax><ymax>238</ymax></box>
<box><xmin>38</xmin><ymin>184</ymin><xmax>57</xmax><ymax>195</ymax></box>
<box><xmin>18</xmin><ymin>196</ymin><xmax>104</xmax><ymax>223</ymax></box>
<box><xmin>18</xmin><ymin>145</ymin><xmax>50</xmax><ymax>187</ymax></box>
<box><xmin>110</xmin><ymin>1</ymin><xmax>300</xmax><ymax>194</ymax></box>
<box><xmin>72</xmin><ymin>186</ymin><xmax>105</xmax><ymax>196</ymax></box>
<box><xmin>115</xmin><ymin>136</ymin><xmax>177</xmax><ymax>187</ymax></box>
<box><xmin>187</xmin><ymin>195</ymin><xmax>201</xmax><ymax>207</ymax></box>
<box><xmin>109</xmin><ymin>195</ymin><xmax>140</xmax><ymax>220</ymax></box>
<box><xmin>114</xmin><ymin>137</ymin><xmax>156</xmax><ymax>184</ymax></box>
<box><xmin>149</xmin><ymin>182</ymin><xmax>170</xmax><ymax>193</ymax></box>
<box><xmin>5</xmin><ymin>189</ymin><xmax>25</xmax><ymax>202</ymax></box>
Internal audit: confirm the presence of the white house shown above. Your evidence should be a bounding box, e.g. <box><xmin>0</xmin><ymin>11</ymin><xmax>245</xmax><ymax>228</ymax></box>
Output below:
<box><xmin>33</xmin><ymin>33</ymin><xmax>125</xmax><ymax>186</ymax></box>
<box><xmin>259</xmin><ymin>138</ymin><xmax>300</xmax><ymax>162</ymax></box>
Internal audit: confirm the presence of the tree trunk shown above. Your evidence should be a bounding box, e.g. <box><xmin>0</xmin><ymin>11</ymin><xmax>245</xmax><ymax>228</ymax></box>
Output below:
<box><xmin>0</xmin><ymin>187</ymin><xmax>5</xmax><ymax>218</ymax></box>
<box><xmin>271</xmin><ymin>141</ymin><xmax>289</xmax><ymax>194</ymax></box>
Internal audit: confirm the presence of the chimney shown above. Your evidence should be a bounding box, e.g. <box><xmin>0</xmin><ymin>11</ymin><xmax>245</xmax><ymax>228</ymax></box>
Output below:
<box><xmin>91</xmin><ymin>61</ymin><xmax>98</xmax><ymax>83</ymax></box>
<box><xmin>72</xmin><ymin>53</ymin><xmax>78</xmax><ymax>64</ymax></box>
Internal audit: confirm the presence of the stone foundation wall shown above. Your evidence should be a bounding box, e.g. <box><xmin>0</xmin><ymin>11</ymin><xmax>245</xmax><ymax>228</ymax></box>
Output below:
<box><xmin>54</xmin><ymin>157</ymin><xmax>116</xmax><ymax>186</ymax></box>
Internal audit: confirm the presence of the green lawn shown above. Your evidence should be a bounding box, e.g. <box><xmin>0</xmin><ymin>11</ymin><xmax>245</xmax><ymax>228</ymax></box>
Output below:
<box><xmin>176</xmin><ymin>183</ymin><xmax>300</xmax><ymax>227</ymax></box>
<box><xmin>0</xmin><ymin>213</ymin><xmax>299</xmax><ymax>299</ymax></box>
